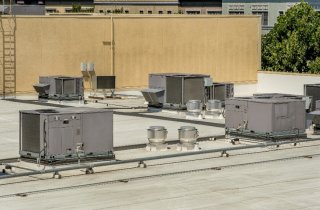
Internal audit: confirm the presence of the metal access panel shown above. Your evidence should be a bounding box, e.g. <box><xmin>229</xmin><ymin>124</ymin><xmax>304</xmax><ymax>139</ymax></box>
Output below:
<box><xmin>225</xmin><ymin>98</ymin><xmax>249</xmax><ymax>129</ymax></box>
<box><xmin>19</xmin><ymin>108</ymin><xmax>114</xmax><ymax>161</ymax></box>
<box><xmin>305</xmin><ymin>84</ymin><xmax>320</xmax><ymax>111</ymax></box>
<box><xmin>81</xmin><ymin>111</ymin><xmax>113</xmax><ymax>154</ymax></box>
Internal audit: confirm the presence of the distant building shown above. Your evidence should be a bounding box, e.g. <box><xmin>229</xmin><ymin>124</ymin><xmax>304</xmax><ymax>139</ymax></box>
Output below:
<box><xmin>1</xmin><ymin>4</ymin><xmax>45</xmax><ymax>15</ymax></box>
<box><xmin>94</xmin><ymin>0</ymin><xmax>221</xmax><ymax>15</ymax></box>
<box><xmin>15</xmin><ymin>0</ymin><xmax>44</xmax><ymax>5</ymax></box>
<box><xmin>14</xmin><ymin>0</ymin><xmax>94</xmax><ymax>14</ymax></box>
<box><xmin>94</xmin><ymin>0</ymin><xmax>180</xmax><ymax>14</ymax></box>
<box><xmin>44</xmin><ymin>0</ymin><xmax>94</xmax><ymax>14</ymax></box>
<box><xmin>10</xmin><ymin>0</ymin><xmax>221</xmax><ymax>15</ymax></box>
<box><xmin>222</xmin><ymin>0</ymin><xmax>320</xmax><ymax>34</ymax></box>
<box><xmin>13</xmin><ymin>5</ymin><xmax>45</xmax><ymax>15</ymax></box>
<box><xmin>179</xmin><ymin>0</ymin><xmax>221</xmax><ymax>15</ymax></box>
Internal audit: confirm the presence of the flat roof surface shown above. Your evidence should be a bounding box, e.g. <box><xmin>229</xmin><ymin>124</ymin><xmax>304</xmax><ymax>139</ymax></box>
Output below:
<box><xmin>0</xmin><ymin>93</ymin><xmax>319</xmax><ymax>209</ymax></box>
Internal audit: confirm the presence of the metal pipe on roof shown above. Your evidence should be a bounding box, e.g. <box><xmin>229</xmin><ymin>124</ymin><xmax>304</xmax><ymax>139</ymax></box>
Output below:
<box><xmin>1</xmin><ymin>138</ymin><xmax>320</xmax><ymax>180</ymax></box>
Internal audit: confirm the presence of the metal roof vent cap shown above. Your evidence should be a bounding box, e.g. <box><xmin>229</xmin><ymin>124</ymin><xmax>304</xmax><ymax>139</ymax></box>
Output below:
<box><xmin>146</xmin><ymin>126</ymin><xmax>168</xmax><ymax>151</ymax></box>
<box><xmin>177</xmin><ymin>126</ymin><xmax>200</xmax><ymax>151</ymax></box>
<box><xmin>186</xmin><ymin>100</ymin><xmax>203</xmax><ymax>120</ymax></box>
<box><xmin>205</xmin><ymin>100</ymin><xmax>224</xmax><ymax>119</ymax></box>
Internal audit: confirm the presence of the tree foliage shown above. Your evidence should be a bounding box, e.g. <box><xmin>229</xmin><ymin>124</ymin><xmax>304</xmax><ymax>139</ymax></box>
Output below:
<box><xmin>262</xmin><ymin>1</ymin><xmax>320</xmax><ymax>73</ymax></box>
<box><xmin>72</xmin><ymin>4</ymin><xmax>82</xmax><ymax>13</ymax></box>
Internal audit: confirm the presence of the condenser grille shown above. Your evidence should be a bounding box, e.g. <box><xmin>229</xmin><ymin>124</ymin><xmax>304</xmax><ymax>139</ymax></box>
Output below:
<box><xmin>183</xmin><ymin>78</ymin><xmax>204</xmax><ymax>103</ymax></box>
<box><xmin>63</xmin><ymin>79</ymin><xmax>75</xmax><ymax>95</ymax></box>
<box><xmin>21</xmin><ymin>113</ymin><xmax>40</xmax><ymax>153</ymax></box>
<box><xmin>55</xmin><ymin>79</ymin><xmax>63</xmax><ymax>95</ymax></box>
<box><xmin>166</xmin><ymin>77</ymin><xmax>182</xmax><ymax>104</ymax></box>
<box><xmin>76</xmin><ymin>79</ymin><xmax>81</xmax><ymax>95</ymax></box>
<box><xmin>214</xmin><ymin>85</ymin><xmax>226</xmax><ymax>101</ymax></box>
<box><xmin>97</xmin><ymin>76</ymin><xmax>116</xmax><ymax>89</ymax></box>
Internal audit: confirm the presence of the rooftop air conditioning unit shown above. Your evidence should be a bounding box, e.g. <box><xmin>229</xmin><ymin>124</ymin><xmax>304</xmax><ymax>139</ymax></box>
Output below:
<box><xmin>225</xmin><ymin>97</ymin><xmax>306</xmax><ymax>140</ymax></box>
<box><xmin>304</xmin><ymin>84</ymin><xmax>320</xmax><ymax>111</ymax></box>
<box><xmin>142</xmin><ymin>73</ymin><xmax>212</xmax><ymax>109</ymax></box>
<box><xmin>33</xmin><ymin>76</ymin><xmax>84</xmax><ymax>100</ymax></box>
<box><xmin>20</xmin><ymin>107</ymin><xmax>114</xmax><ymax>162</ymax></box>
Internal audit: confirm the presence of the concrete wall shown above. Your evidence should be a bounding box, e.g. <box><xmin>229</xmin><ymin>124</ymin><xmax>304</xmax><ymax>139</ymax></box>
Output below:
<box><xmin>1</xmin><ymin>15</ymin><xmax>260</xmax><ymax>93</ymax></box>
<box><xmin>257</xmin><ymin>71</ymin><xmax>320</xmax><ymax>95</ymax></box>
<box><xmin>234</xmin><ymin>83</ymin><xmax>257</xmax><ymax>97</ymax></box>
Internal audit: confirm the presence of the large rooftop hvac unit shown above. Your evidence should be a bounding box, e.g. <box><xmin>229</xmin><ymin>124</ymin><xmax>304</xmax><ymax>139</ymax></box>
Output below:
<box><xmin>142</xmin><ymin>73</ymin><xmax>213</xmax><ymax>109</ymax></box>
<box><xmin>33</xmin><ymin>76</ymin><xmax>84</xmax><ymax>100</ymax></box>
<box><xmin>19</xmin><ymin>108</ymin><xmax>114</xmax><ymax>162</ymax></box>
<box><xmin>304</xmin><ymin>84</ymin><xmax>320</xmax><ymax>111</ymax></box>
<box><xmin>225</xmin><ymin>97</ymin><xmax>306</xmax><ymax>140</ymax></box>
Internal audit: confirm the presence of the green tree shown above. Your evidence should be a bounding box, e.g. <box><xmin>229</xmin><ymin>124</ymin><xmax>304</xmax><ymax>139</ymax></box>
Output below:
<box><xmin>72</xmin><ymin>4</ymin><xmax>82</xmax><ymax>13</ymax></box>
<box><xmin>112</xmin><ymin>7</ymin><xmax>124</xmax><ymax>14</ymax></box>
<box><xmin>262</xmin><ymin>1</ymin><xmax>320</xmax><ymax>73</ymax></box>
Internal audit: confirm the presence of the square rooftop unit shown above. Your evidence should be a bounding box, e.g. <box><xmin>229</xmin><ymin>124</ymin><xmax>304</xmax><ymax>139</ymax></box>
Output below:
<box><xmin>225</xmin><ymin>97</ymin><xmax>306</xmax><ymax>140</ymax></box>
<box><xmin>20</xmin><ymin>107</ymin><xmax>114</xmax><ymax>162</ymax></box>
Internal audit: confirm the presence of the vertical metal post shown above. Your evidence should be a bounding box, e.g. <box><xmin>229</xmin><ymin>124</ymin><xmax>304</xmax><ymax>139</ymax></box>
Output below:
<box><xmin>110</xmin><ymin>15</ymin><xmax>115</xmax><ymax>76</ymax></box>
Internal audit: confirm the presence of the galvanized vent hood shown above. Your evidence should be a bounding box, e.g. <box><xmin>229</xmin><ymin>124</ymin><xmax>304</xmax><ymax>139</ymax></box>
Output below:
<box><xmin>141</xmin><ymin>88</ymin><xmax>165</xmax><ymax>105</ymax></box>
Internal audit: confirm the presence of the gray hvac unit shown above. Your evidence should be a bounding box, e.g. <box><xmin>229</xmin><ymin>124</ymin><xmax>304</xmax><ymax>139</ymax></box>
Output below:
<box><xmin>19</xmin><ymin>108</ymin><xmax>114</xmax><ymax>162</ymax></box>
<box><xmin>307</xmin><ymin>110</ymin><xmax>320</xmax><ymax>134</ymax></box>
<box><xmin>166</xmin><ymin>74</ymin><xmax>205</xmax><ymax>107</ymax></box>
<box><xmin>225</xmin><ymin>97</ymin><xmax>306</xmax><ymax>140</ymax></box>
<box><xmin>92</xmin><ymin>76</ymin><xmax>116</xmax><ymax>89</ymax></box>
<box><xmin>305</xmin><ymin>84</ymin><xmax>320</xmax><ymax>111</ymax></box>
<box><xmin>34</xmin><ymin>76</ymin><xmax>84</xmax><ymax>100</ymax></box>
<box><xmin>142</xmin><ymin>73</ymin><xmax>211</xmax><ymax>109</ymax></box>
<box><xmin>316</xmin><ymin>100</ymin><xmax>320</xmax><ymax>110</ymax></box>
<box><xmin>212</xmin><ymin>83</ymin><xmax>234</xmax><ymax>103</ymax></box>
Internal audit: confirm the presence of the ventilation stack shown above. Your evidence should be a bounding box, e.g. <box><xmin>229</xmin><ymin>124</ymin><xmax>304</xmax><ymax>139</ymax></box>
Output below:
<box><xmin>146</xmin><ymin>126</ymin><xmax>168</xmax><ymax>151</ymax></box>
<box><xmin>186</xmin><ymin>100</ymin><xmax>203</xmax><ymax>119</ymax></box>
<box><xmin>177</xmin><ymin>126</ymin><xmax>199</xmax><ymax>151</ymax></box>
<box><xmin>205</xmin><ymin>100</ymin><xmax>223</xmax><ymax>119</ymax></box>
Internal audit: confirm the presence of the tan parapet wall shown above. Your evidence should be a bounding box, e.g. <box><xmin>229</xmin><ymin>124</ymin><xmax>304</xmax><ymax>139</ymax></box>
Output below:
<box><xmin>3</xmin><ymin>15</ymin><xmax>260</xmax><ymax>93</ymax></box>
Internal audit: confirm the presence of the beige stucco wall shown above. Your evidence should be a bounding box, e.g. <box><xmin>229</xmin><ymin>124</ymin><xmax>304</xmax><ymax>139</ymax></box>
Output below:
<box><xmin>1</xmin><ymin>15</ymin><xmax>260</xmax><ymax>93</ymax></box>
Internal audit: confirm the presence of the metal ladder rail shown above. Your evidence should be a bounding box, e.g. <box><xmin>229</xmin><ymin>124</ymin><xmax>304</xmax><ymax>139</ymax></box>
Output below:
<box><xmin>0</xmin><ymin>14</ymin><xmax>4</xmax><ymax>97</ymax></box>
<box><xmin>0</xmin><ymin>14</ymin><xmax>16</xmax><ymax>98</ymax></box>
